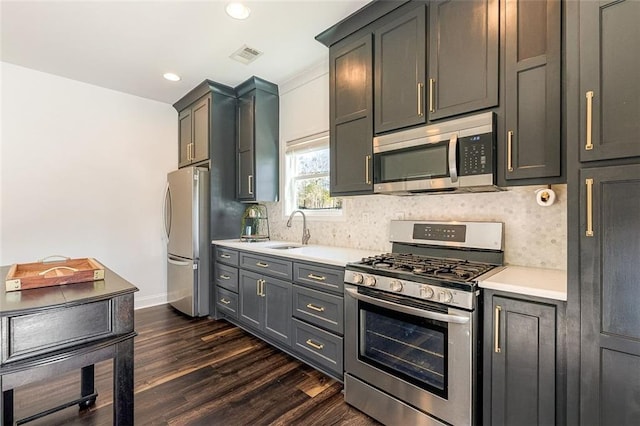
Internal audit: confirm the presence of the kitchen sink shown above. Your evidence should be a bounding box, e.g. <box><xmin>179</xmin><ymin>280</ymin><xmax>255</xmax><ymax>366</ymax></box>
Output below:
<box><xmin>268</xmin><ymin>244</ymin><xmax>302</xmax><ymax>250</ymax></box>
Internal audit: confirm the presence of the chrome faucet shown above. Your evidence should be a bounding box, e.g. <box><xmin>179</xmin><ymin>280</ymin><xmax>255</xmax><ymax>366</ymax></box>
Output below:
<box><xmin>287</xmin><ymin>210</ymin><xmax>311</xmax><ymax>245</ymax></box>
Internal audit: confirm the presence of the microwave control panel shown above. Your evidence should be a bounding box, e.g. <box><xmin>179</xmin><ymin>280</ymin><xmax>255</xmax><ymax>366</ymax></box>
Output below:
<box><xmin>458</xmin><ymin>132</ymin><xmax>494</xmax><ymax>176</ymax></box>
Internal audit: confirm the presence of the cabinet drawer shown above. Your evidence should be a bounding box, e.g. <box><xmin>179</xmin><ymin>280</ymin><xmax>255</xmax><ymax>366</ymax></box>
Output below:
<box><xmin>215</xmin><ymin>263</ymin><xmax>238</xmax><ymax>292</ymax></box>
<box><xmin>240</xmin><ymin>253</ymin><xmax>292</xmax><ymax>280</ymax></box>
<box><xmin>216</xmin><ymin>247</ymin><xmax>239</xmax><ymax>266</ymax></box>
<box><xmin>292</xmin><ymin>285</ymin><xmax>343</xmax><ymax>335</ymax></box>
<box><xmin>293</xmin><ymin>262</ymin><xmax>344</xmax><ymax>295</ymax></box>
<box><xmin>292</xmin><ymin>318</ymin><xmax>343</xmax><ymax>376</ymax></box>
<box><xmin>216</xmin><ymin>287</ymin><xmax>238</xmax><ymax>319</ymax></box>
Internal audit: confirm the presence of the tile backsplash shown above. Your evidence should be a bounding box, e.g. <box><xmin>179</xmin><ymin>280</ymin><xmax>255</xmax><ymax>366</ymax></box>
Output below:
<box><xmin>265</xmin><ymin>184</ymin><xmax>567</xmax><ymax>270</ymax></box>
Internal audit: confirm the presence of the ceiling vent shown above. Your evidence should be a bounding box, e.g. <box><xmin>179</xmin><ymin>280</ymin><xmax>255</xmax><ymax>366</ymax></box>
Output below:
<box><xmin>230</xmin><ymin>45</ymin><xmax>263</xmax><ymax>65</ymax></box>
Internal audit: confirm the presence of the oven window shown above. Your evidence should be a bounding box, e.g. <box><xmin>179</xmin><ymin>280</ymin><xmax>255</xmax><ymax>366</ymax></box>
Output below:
<box><xmin>377</xmin><ymin>143</ymin><xmax>448</xmax><ymax>182</ymax></box>
<box><xmin>358</xmin><ymin>301</ymin><xmax>448</xmax><ymax>398</ymax></box>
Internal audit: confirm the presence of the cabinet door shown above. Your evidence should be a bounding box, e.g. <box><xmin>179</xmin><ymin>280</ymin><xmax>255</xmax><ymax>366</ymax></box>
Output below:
<box><xmin>428</xmin><ymin>0</ymin><xmax>498</xmax><ymax>120</ymax></box>
<box><xmin>178</xmin><ymin>109</ymin><xmax>192</xmax><ymax>168</ymax></box>
<box><xmin>191</xmin><ymin>96</ymin><xmax>210</xmax><ymax>164</ymax></box>
<box><xmin>374</xmin><ymin>5</ymin><xmax>426</xmax><ymax>134</ymax></box>
<box><xmin>580</xmin><ymin>0</ymin><xmax>640</xmax><ymax>162</ymax></box>
<box><xmin>263</xmin><ymin>276</ymin><xmax>292</xmax><ymax>347</ymax></box>
<box><xmin>489</xmin><ymin>296</ymin><xmax>556</xmax><ymax>425</ymax></box>
<box><xmin>504</xmin><ymin>0</ymin><xmax>561</xmax><ymax>181</ymax></box>
<box><xmin>580</xmin><ymin>164</ymin><xmax>640</xmax><ymax>423</ymax></box>
<box><xmin>237</xmin><ymin>95</ymin><xmax>255</xmax><ymax>200</ymax></box>
<box><xmin>238</xmin><ymin>270</ymin><xmax>262</xmax><ymax>330</ymax></box>
<box><xmin>329</xmin><ymin>34</ymin><xmax>373</xmax><ymax>196</ymax></box>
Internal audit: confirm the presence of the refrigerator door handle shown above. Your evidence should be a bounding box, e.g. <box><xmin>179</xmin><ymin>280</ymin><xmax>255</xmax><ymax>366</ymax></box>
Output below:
<box><xmin>163</xmin><ymin>183</ymin><xmax>171</xmax><ymax>240</ymax></box>
<box><xmin>168</xmin><ymin>256</ymin><xmax>190</xmax><ymax>267</ymax></box>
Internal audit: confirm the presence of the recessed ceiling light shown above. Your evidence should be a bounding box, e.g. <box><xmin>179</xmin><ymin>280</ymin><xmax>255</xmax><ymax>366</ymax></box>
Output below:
<box><xmin>226</xmin><ymin>2</ymin><xmax>251</xmax><ymax>20</ymax></box>
<box><xmin>163</xmin><ymin>73</ymin><xmax>181</xmax><ymax>82</ymax></box>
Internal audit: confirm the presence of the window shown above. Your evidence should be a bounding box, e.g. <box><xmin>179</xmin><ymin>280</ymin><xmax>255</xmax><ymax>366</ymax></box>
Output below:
<box><xmin>285</xmin><ymin>131</ymin><xmax>342</xmax><ymax>217</ymax></box>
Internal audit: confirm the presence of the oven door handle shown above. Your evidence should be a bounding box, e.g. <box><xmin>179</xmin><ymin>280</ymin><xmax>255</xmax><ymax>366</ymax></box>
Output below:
<box><xmin>345</xmin><ymin>288</ymin><xmax>470</xmax><ymax>324</ymax></box>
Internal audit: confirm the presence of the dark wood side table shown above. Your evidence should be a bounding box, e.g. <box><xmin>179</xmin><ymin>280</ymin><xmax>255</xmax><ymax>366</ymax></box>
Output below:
<box><xmin>0</xmin><ymin>264</ymin><xmax>138</xmax><ymax>425</ymax></box>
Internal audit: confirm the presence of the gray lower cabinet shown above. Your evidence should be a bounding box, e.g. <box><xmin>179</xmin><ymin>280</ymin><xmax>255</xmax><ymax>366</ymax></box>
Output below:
<box><xmin>238</xmin><ymin>269</ymin><xmax>292</xmax><ymax>347</ymax></box>
<box><xmin>579</xmin><ymin>164</ymin><xmax>640</xmax><ymax>424</ymax></box>
<box><xmin>483</xmin><ymin>290</ymin><xmax>565</xmax><ymax>425</ymax></box>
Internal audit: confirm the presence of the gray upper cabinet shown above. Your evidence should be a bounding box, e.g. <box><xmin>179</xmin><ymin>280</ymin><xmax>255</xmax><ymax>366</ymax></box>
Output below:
<box><xmin>178</xmin><ymin>95</ymin><xmax>210</xmax><ymax>167</ymax></box>
<box><xmin>427</xmin><ymin>0</ymin><xmax>498</xmax><ymax>120</ymax></box>
<box><xmin>484</xmin><ymin>292</ymin><xmax>559</xmax><ymax>425</ymax></box>
<box><xmin>374</xmin><ymin>4</ymin><xmax>427</xmax><ymax>134</ymax></box>
<box><xmin>504</xmin><ymin>0</ymin><xmax>561</xmax><ymax>181</ymax></box>
<box><xmin>235</xmin><ymin>77</ymin><xmax>279</xmax><ymax>202</ymax></box>
<box><xmin>579</xmin><ymin>0</ymin><xmax>640</xmax><ymax>162</ymax></box>
<box><xmin>329</xmin><ymin>34</ymin><xmax>374</xmax><ymax>196</ymax></box>
<box><xmin>579</xmin><ymin>164</ymin><xmax>640</xmax><ymax>424</ymax></box>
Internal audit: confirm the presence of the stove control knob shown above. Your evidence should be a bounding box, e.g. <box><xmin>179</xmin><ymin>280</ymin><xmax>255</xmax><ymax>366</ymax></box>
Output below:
<box><xmin>352</xmin><ymin>273</ymin><xmax>364</xmax><ymax>284</ymax></box>
<box><xmin>420</xmin><ymin>285</ymin><xmax>435</xmax><ymax>299</ymax></box>
<box><xmin>439</xmin><ymin>290</ymin><xmax>454</xmax><ymax>303</ymax></box>
<box><xmin>363</xmin><ymin>275</ymin><xmax>377</xmax><ymax>287</ymax></box>
<box><xmin>390</xmin><ymin>280</ymin><xmax>403</xmax><ymax>292</ymax></box>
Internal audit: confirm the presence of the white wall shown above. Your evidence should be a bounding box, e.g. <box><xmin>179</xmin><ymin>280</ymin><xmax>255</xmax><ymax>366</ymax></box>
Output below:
<box><xmin>0</xmin><ymin>62</ymin><xmax>176</xmax><ymax>308</ymax></box>
<box><xmin>268</xmin><ymin>60</ymin><xmax>568</xmax><ymax>270</ymax></box>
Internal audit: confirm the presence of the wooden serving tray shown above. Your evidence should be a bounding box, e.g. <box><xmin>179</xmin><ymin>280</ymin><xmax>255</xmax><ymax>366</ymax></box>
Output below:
<box><xmin>5</xmin><ymin>257</ymin><xmax>105</xmax><ymax>292</ymax></box>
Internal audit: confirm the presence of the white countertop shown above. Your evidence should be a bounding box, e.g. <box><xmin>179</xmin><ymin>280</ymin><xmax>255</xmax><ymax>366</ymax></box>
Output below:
<box><xmin>479</xmin><ymin>266</ymin><xmax>567</xmax><ymax>301</ymax></box>
<box><xmin>211</xmin><ymin>239</ymin><xmax>380</xmax><ymax>267</ymax></box>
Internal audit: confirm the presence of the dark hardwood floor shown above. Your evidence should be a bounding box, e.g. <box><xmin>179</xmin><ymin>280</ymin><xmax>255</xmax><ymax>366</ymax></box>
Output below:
<box><xmin>12</xmin><ymin>304</ymin><xmax>379</xmax><ymax>425</ymax></box>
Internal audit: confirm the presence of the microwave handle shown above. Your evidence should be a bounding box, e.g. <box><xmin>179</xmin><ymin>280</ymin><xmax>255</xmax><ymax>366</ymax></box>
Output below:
<box><xmin>449</xmin><ymin>134</ymin><xmax>458</xmax><ymax>183</ymax></box>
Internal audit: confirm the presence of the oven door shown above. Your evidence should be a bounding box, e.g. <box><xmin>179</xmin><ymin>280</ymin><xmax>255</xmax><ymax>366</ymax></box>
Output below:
<box><xmin>344</xmin><ymin>285</ymin><xmax>477</xmax><ymax>426</ymax></box>
<box><xmin>373</xmin><ymin>131</ymin><xmax>459</xmax><ymax>193</ymax></box>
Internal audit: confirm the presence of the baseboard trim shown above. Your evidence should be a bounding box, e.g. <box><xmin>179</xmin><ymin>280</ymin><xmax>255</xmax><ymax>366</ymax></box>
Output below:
<box><xmin>135</xmin><ymin>293</ymin><xmax>167</xmax><ymax>310</ymax></box>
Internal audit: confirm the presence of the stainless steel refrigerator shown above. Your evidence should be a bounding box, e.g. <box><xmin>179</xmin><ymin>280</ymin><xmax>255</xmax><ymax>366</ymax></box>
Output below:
<box><xmin>164</xmin><ymin>166</ymin><xmax>209</xmax><ymax>317</ymax></box>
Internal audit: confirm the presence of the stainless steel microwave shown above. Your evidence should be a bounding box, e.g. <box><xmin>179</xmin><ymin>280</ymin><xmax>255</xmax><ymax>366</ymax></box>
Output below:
<box><xmin>373</xmin><ymin>112</ymin><xmax>500</xmax><ymax>194</ymax></box>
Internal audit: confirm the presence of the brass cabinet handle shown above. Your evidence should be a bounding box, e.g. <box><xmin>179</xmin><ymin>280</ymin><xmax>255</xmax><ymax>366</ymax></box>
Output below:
<box><xmin>494</xmin><ymin>305</ymin><xmax>502</xmax><ymax>353</ymax></box>
<box><xmin>307</xmin><ymin>273</ymin><xmax>326</xmax><ymax>282</ymax></box>
<box><xmin>365</xmin><ymin>155</ymin><xmax>372</xmax><ymax>185</ymax></box>
<box><xmin>586</xmin><ymin>178</ymin><xmax>594</xmax><ymax>237</ymax></box>
<box><xmin>219</xmin><ymin>274</ymin><xmax>231</xmax><ymax>280</ymax></box>
<box><xmin>248</xmin><ymin>175</ymin><xmax>254</xmax><ymax>195</ymax></box>
<box><xmin>256</xmin><ymin>262</ymin><xmax>269</xmax><ymax>268</ymax></box>
<box><xmin>220</xmin><ymin>254</ymin><xmax>231</xmax><ymax>259</ymax></box>
<box><xmin>306</xmin><ymin>303</ymin><xmax>325</xmax><ymax>313</ymax></box>
<box><xmin>507</xmin><ymin>131</ymin><xmax>514</xmax><ymax>172</ymax></box>
<box><xmin>220</xmin><ymin>298</ymin><xmax>231</xmax><ymax>305</ymax></box>
<box><xmin>256</xmin><ymin>279</ymin><xmax>261</xmax><ymax>296</ymax></box>
<box><xmin>261</xmin><ymin>279</ymin><xmax>266</xmax><ymax>297</ymax></box>
<box><xmin>187</xmin><ymin>143</ymin><xmax>191</xmax><ymax>161</ymax></box>
<box><xmin>190</xmin><ymin>143</ymin><xmax>195</xmax><ymax>160</ymax></box>
<box><xmin>305</xmin><ymin>339</ymin><xmax>324</xmax><ymax>350</ymax></box>
<box><xmin>429</xmin><ymin>78</ymin><xmax>436</xmax><ymax>113</ymax></box>
<box><xmin>585</xmin><ymin>91</ymin><xmax>594</xmax><ymax>151</ymax></box>
<box><xmin>417</xmin><ymin>82</ymin><xmax>424</xmax><ymax>117</ymax></box>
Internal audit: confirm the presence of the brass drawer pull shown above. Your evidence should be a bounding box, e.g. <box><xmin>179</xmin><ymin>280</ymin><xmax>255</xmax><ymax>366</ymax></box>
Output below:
<box><xmin>494</xmin><ymin>305</ymin><xmax>502</xmax><ymax>353</ymax></box>
<box><xmin>220</xmin><ymin>254</ymin><xmax>231</xmax><ymax>259</ymax></box>
<box><xmin>429</xmin><ymin>78</ymin><xmax>436</xmax><ymax>113</ymax></box>
<box><xmin>219</xmin><ymin>274</ymin><xmax>231</xmax><ymax>280</ymax></box>
<box><xmin>365</xmin><ymin>155</ymin><xmax>372</xmax><ymax>185</ymax></box>
<box><xmin>307</xmin><ymin>273</ymin><xmax>326</xmax><ymax>282</ymax></box>
<box><xmin>306</xmin><ymin>303</ymin><xmax>325</xmax><ymax>313</ymax></box>
<box><xmin>305</xmin><ymin>339</ymin><xmax>324</xmax><ymax>350</ymax></box>
<box><xmin>417</xmin><ymin>82</ymin><xmax>424</xmax><ymax>117</ymax></box>
<box><xmin>220</xmin><ymin>298</ymin><xmax>231</xmax><ymax>305</ymax></box>
<box><xmin>585</xmin><ymin>91</ymin><xmax>594</xmax><ymax>151</ymax></box>
<box><xmin>586</xmin><ymin>178</ymin><xmax>594</xmax><ymax>237</ymax></box>
<box><xmin>256</xmin><ymin>262</ymin><xmax>269</xmax><ymax>268</ymax></box>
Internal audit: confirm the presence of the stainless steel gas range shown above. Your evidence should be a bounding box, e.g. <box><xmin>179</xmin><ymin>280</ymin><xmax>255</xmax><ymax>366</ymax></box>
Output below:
<box><xmin>343</xmin><ymin>220</ymin><xmax>504</xmax><ymax>426</ymax></box>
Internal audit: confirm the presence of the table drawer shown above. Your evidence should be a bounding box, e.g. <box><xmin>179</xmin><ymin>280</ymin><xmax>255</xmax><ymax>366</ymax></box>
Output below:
<box><xmin>292</xmin><ymin>318</ymin><xmax>343</xmax><ymax>376</ymax></box>
<box><xmin>2</xmin><ymin>300</ymin><xmax>114</xmax><ymax>363</ymax></box>
<box><xmin>240</xmin><ymin>253</ymin><xmax>292</xmax><ymax>280</ymax></box>
<box><xmin>293</xmin><ymin>262</ymin><xmax>344</xmax><ymax>295</ymax></box>
<box><xmin>216</xmin><ymin>287</ymin><xmax>238</xmax><ymax>319</ymax></box>
<box><xmin>215</xmin><ymin>263</ymin><xmax>238</xmax><ymax>292</ymax></box>
<box><xmin>215</xmin><ymin>247</ymin><xmax>239</xmax><ymax>266</ymax></box>
<box><xmin>292</xmin><ymin>285</ymin><xmax>343</xmax><ymax>335</ymax></box>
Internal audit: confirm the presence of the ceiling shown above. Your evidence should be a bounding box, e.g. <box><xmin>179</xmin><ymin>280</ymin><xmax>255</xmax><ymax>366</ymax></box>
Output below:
<box><xmin>1</xmin><ymin>0</ymin><xmax>370</xmax><ymax>105</ymax></box>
